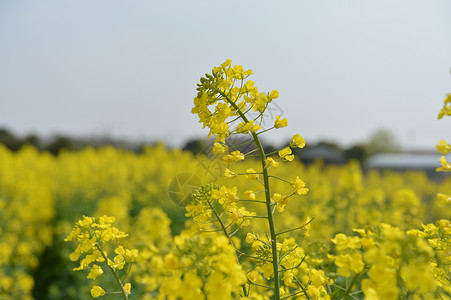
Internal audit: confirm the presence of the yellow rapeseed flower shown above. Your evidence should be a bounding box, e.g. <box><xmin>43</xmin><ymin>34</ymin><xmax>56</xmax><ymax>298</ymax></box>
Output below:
<box><xmin>223</xmin><ymin>168</ymin><xmax>237</xmax><ymax>178</ymax></box>
<box><xmin>334</xmin><ymin>253</ymin><xmax>364</xmax><ymax>277</ymax></box>
<box><xmin>123</xmin><ymin>283</ymin><xmax>131</xmax><ymax>295</ymax></box>
<box><xmin>245</xmin><ymin>168</ymin><xmax>259</xmax><ymax>180</ymax></box>
<box><xmin>244</xmin><ymin>190</ymin><xmax>256</xmax><ymax>200</ymax></box>
<box><xmin>212</xmin><ymin>142</ymin><xmax>229</xmax><ymax>154</ymax></box>
<box><xmin>223</xmin><ymin>151</ymin><xmax>245</xmax><ymax>163</ymax></box>
<box><xmin>87</xmin><ymin>264</ymin><xmax>103</xmax><ymax>280</ymax></box>
<box><xmin>290</xmin><ymin>176</ymin><xmax>309</xmax><ymax>195</ymax></box>
<box><xmin>437</xmin><ymin>156</ymin><xmax>451</xmax><ymax>172</ymax></box>
<box><xmin>437</xmin><ymin>140</ymin><xmax>451</xmax><ymax>155</ymax></box>
<box><xmin>331</xmin><ymin>233</ymin><xmax>361</xmax><ymax>251</ymax></box>
<box><xmin>245</xmin><ymin>233</ymin><xmax>259</xmax><ymax>244</ymax></box>
<box><xmin>91</xmin><ymin>286</ymin><xmax>105</xmax><ymax>298</ymax></box>
<box><xmin>275</xmin><ymin>194</ymin><xmax>289</xmax><ymax>212</ymax></box>
<box><xmin>266</xmin><ymin>157</ymin><xmax>279</xmax><ymax>168</ymax></box>
<box><xmin>290</xmin><ymin>134</ymin><xmax>306</xmax><ymax>148</ymax></box>
<box><xmin>274</xmin><ymin>115</ymin><xmax>288</xmax><ymax>128</ymax></box>
<box><xmin>270</xmin><ymin>90</ymin><xmax>279</xmax><ymax>99</ymax></box>
<box><xmin>278</xmin><ymin>147</ymin><xmax>294</xmax><ymax>161</ymax></box>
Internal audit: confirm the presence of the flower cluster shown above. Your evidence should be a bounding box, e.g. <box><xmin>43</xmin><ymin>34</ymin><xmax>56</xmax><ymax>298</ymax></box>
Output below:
<box><xmin>192</xmin><ymin>59</ymin><xmax>279</xmax><ymax>143</ymax></box>
<box><xmin>186</xmin><ymin>184</ymin><xmax>257</xmax><ymax>232</ymax></box>
<box><xmin>65</xmin><ymin>215</ymin><xmax>138</xmax><ymax>299</ymax></box>
<box><xmin>327</xmin><ymin>222</ymin><xmax>451</xmax><ymax>299</ymax></box>
<box><xmin>0</xmin><ymin>145</ymin><xmax>55</xmax><ymax>299</ymax></box>
<box><xmin>158</xmin><ymin>231</ymin><xmax>247</xmax><ymax>300</ymax></box>
<box><xmin>244</xmin><ymin>220</ymin><xmax>330</xmax><ymax>300</ymax></box>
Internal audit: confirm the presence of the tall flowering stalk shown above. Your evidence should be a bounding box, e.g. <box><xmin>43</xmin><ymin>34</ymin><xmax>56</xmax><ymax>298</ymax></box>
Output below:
<box><xmin>436</xmin><ymin>92</ymin><xmax>451</xmax><ymax>205</ymax></box>
<box><xmin>191</xmin><ymin>59</ymin><xmax>310</xmax><ymax>299</ymax></box>
<box><xmin>436</xmin><ymin>93</ymin><xmax>451</xmax><ymax>173</ymax></box>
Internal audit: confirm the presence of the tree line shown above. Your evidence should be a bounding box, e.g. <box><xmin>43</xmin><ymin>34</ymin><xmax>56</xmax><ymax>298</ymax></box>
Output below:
<box><xmin>0</xmin><ymin>127</ymin><xmax>400</xmax><ymax>164</ymax></box>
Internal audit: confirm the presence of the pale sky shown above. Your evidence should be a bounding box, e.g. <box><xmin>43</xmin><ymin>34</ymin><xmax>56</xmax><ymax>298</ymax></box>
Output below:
<box><xmin>1</xmin><ymin>0</ymin><xmax>451</xmax><ymax>150</ymax></box>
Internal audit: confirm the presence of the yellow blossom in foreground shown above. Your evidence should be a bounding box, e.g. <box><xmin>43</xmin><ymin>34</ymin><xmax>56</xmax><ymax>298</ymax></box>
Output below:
<box><xmin>301</xmin><ymin>217</ymin><xmax>312</xmax><ymax>237</ymax></box>
<box><xmin>310</xmin><ymin>269</ymin><xmax>327</xmax><ymax>287</ymax></box>
<box><xmin>290</xmin><ymin>134</ymin><xmax>305</xmax><ymax>148</ymax></box>
<box><xmin>245</xmin><ymin>233</ymin><xmax>259</xmax><ymax>244</ymax></box>
<box><xmin>273</xmin><ymin>193</ymin><xmax>289</xmax><ymax>212</ymax></box>
<box><xmin>361</xmin><ymin>279</ymin><xmax>379</xmax><ymax>300</ymax></box>
<box><xmin>278</xmin><ymin>147</ymin><xmax>294</xmax><ymax>161</ymax></box>
<box><xmin>438</xmin><ymin>93</ymin><xmax>451</xmax><ymax>119</ymax></box>
<box><xmin>223</xmin><ymin>150</ymin><xmax>245</xmax><ymax>163</ymax></box>
<box><xmin>334</xmin><ymin>253</ymin><xmax>364</xmax><ymax>277</ymax></box>
<box><xmin>78</xmin><ymin>216</ymin><xmax>94</xmax><ymax>227</ymax></box>
<box><xmin>123</xmin><ymin>283</ymin><xmax>131</xmax><ymax>295</ymax></box>
<box><xmin>229</xmin><ymin>206</ymin><xmax>255</xmax><ymax>227</ymax></box>
<box><xmin>274</xmin><ymin>115</ymin><xmax>288</xmax><ymax>128</ymax></box>
<box><xmin>211</xmin><ymin>186</ymin><xmax>239</xmax><ymax>205</ymax></box>
<box><xmin>244</xmin><ymin>190</ymin><xmax>256</xmax><ymax>200</ymax></box>
<box><xmin>245</xmin><ymin>168</ymin><xmax>259</xmax><ymax>180</ymax></box>
<box><xmin>360</xmin><ymin>237</ymin><xmax>375</xmax><ymax>249</ymax></box>
<box><xmin>243</xmin><ymin>79</ymin><xmax>256</xmax><ymax>93</ymax></box>
<box><xmin>91</xmin><ymin>286</ymin><xmax>105</xmax><ymax>298</ymax></box>
<box><xmin>125</xmin><ymin>249</ymin><xmax>138</xmax><ymax>261</ymax></box>
<box><xmin>437</xmin><ymin>193</ymin><xmax>451</xmax><ymax>205</ymax></box>
<box><xmin>212</xmin><ymin>142</ymin><xmax>228</xmax><ymax>154</ymax></box>
<box><xmin>247</xmin><ymin>120</ymin><xmax>262</xmax><ymax>133</ymax></box>
<box><xmin>400</xmin><ymin>263</ymin><xmax>437</xmax><ymax>293</ymax></box>
<box><xmin>437</xmin><ymin>156</ymin><xmax>451</xmax><ymax>172</ymax></box>
<box><xmin>290</xmin><ymin>176</ymin><xmax>309</xmax><ymax>195</ymax></box>
<box><xmin>437</xmin><ymin>140</ymin><xmax>451</xmax><ymax>155</ymax></box>
<box><xmin>223</xmin><ymin>168</ymin><xmax>237</xmax><ymax>178</ymax></box>
<box><xmin>107</xmin><ymin>254</ymin><xmax>125</xmax><ymax>270</ymax></box>
<box><xmin>236</xmin><ymin>120</ymin><xmax>261</xmax><ymax>134</ymax></box>
<box><xmin>87</xmin><ymin>264</ymin><xmax>103</xmax><ymax>279</ymax></box>
<box><xmin>266</xmin><ymin>157</ymin><xmax>279</xmax><ymax>168</ymax></box>
<box><xmin>331</xmin><ymin>233</ymin><xmax>361</xmax><ymax>251</ymax></box>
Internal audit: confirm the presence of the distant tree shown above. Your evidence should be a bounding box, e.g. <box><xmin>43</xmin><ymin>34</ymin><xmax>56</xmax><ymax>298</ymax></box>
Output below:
<box><xmin>367</xmin><ymin>129</ymin><xmax>401</xmax><ymax>155</ymax></box>
<box><xmin>344</xmin><ymin>144</ymin><xmax>367</xmax><ymax>163</ymax></box>
<box><xmin>183</xmin><ymin>138</ymin><xmax>208</xmax><ymax>155</ymax></box>
<box><xmin>262</xmin><ymin>143</ymin><xmax>277</xmax><ymax>156</ymax></box>
<box><xmin>316</xmin><ymin>141</ymin><xmax>340</xmax><ymax>150</ymax></box>
<box><xmin>0</xmin><ymin>128</ymin><xmax>21</xmax><ymax>151</ymax></box>
<box><xmin>46</xmin><ymin>136</ymin><xmax>75</xmax><ymax>155</ymax></box>
<box><xmin>22</xmin><ymin>134</ymin><xmax>41</xmax><ymax>149</ymax></box>
<box><xmin>291</xmin><ymin>141</ymin><xmax>310</xmax><ymax>159</ymax></box>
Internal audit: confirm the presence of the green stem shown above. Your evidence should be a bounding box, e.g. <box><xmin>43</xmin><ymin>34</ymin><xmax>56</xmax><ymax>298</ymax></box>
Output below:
<box><xmin>291</xmin><ymin>274</ymin><xmax>311</xmax><ymax>300</ymax></box>
<box><xmin>95</xmin><ymin>243</ymin><xmax>128</xmax><ymax>300</ymax></box>
<box><xmin>267</xmin><ymin>175</ymin><xmax>292</xmax><ymax>183</ymax></box>
<box><xmin>343</xmin><ymin>271</ymin><xmax>362</xmax><ymax>298</ymax></box>
<box><xmin>241</xmin><ymin>254</ymin><xmax>274</xmax><ymax>263</ymax></box>
<box><xmin>239</xmin><ymin>199</ymin><xmax>267</xmax><ymax>204</ymax></box>
<box><xmin>256</xmin><ymin>127</ymin><xmax>275</xmax><ymax>135</ymax></box>
<box><xmin>248</xmin><ymin>280</ymin><xmax>275</xmax><ymax>290</ymax></box>
<box><xmin>254</xmin><ymin>135</ymin><xmax>281</xmax><ymax>299</ymax></box>
<box><xmin>276</xmin><ymin>218</ymin><xmax>314</xmax><ymax>236</ymax></box>
<box><xmin>218</xmin><ymin>89</ymin><xmax>281</xmax><ymax>299</ymax></box>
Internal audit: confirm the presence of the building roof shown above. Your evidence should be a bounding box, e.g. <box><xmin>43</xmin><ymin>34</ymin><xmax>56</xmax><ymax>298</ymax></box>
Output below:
<box><xmin>365</xmin><ymin>153</ymin><xmax>446</xmax><ymax>170</ymax></box>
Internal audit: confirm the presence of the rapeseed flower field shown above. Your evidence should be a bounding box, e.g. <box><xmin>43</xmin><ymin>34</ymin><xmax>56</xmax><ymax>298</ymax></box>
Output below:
<box><xmin>1</xmin><ymin>60</ymin><xmax>450</xmax><ymax>299</ymax></box>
